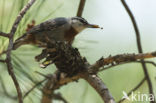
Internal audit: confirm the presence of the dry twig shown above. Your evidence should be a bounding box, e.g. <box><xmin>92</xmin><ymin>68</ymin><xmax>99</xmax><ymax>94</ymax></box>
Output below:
<box><xmin>0</xmin><ymin>32</ymin><xmax>9</xmax><ymax>38</ymax></box>
<box><xmin>89</xmin><ymin>51</ymin><xmax>156</xmax><ymax>73</ymax></box>
<box><xmin>41</xmin><ymin>71</ymin><xmax>115</xmax><ymax>103</ymax></box>
<box><xmin>0</xmin><ymin>0</ymin><xmax>36</xmax><ymax>103</ymax></box>
<box><xmin>77</xmin><ymin>0</ymin><xmax>86</xmax><ymax>17</ymax></box>
<box><xmin>100</xmin><ymin>60</ymin><xmax>156</xmax><ymax>71</ymax></box>
<box><xmin>39</xmin><ymin>42</ymin><xmax>115</xmax><ymax>103</ymax></box>
<box><xmin>121</xmin><ymin>0</ymin><xmax>155</xmax><ymax>102</ymax></box>
<box><xmin>39</xmin><ymin>40</ymin><xmax>156</xmax><ymax>103</ymax></box>
<box><xmin>23</xmin><ymin>79</ymin><xmax>47</xmax><ymax>99</ymax></box>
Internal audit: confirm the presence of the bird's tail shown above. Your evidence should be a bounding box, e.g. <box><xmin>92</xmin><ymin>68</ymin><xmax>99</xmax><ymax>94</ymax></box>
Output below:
<box><xmin>13</xmin><ymin>34</ymin><xmax>27</xmax><ymax>50</ymax></box>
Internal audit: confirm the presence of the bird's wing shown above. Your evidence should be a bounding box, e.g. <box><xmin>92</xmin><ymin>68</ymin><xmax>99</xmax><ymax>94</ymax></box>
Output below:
<box><xmin>27</xmin><ymin>17</ymin><xmax>68</xmax><ymax>35</ymax></box>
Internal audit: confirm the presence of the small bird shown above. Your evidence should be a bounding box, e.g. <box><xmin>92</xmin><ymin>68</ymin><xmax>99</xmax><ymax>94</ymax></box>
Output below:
<box><xmin>13</xmin><ymin>17</ymin><xmax>101</xmax><ymax>50</ymax></box>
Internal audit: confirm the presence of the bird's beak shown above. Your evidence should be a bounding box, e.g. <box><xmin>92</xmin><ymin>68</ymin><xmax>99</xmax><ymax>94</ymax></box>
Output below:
<box><xmin>87</xmin><ymin>24</ymin><xmax>102</xmax><ymax>29</ymax></box>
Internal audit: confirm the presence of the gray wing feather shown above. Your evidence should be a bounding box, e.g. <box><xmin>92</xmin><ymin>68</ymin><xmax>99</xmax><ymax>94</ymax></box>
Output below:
<box><xmin>13</xmin><ymin>17</ymin><xmax>70</xmax><ymax>49</ymax></box>
<box><xmin>27</xmin><ymin>17</ymin><xmax>68</xmax><ymax>34</ymax></box>
<box><xmin>27</xmin><ymin>17</ymin><xmax>70</xmax><ymax>42</ymax></box>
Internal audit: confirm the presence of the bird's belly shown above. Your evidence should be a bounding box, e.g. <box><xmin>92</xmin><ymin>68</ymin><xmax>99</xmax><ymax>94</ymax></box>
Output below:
<box><xmin>34</xmin><ymin>31</ymin><xmax>65</xmax><ymax>46</ymax></box>
<box><xmin>46</xmin><ymin>31</ymin><xmax>65</xmax><ymax>41</ymax></box>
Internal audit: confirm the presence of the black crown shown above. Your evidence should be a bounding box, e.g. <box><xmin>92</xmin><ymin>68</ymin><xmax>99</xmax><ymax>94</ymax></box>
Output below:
<box><xmin>72</xmin><ymin>17</ymin><xmax>88</xmax><ymax>24</ymax></box>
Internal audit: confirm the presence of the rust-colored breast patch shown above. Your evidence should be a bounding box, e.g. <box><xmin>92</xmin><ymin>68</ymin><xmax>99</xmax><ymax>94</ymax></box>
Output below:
<box><xmin>64</xmin><ymin>27</ymin><xmax>78</xmax><ymax>45</ymax></box>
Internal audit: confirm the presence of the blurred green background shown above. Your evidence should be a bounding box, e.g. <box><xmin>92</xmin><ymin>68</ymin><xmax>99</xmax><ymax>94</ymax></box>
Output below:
<box><xmin>0</xmin><ymin>0</ymin><xmax>156</xmax><ymax>103</ymax></box>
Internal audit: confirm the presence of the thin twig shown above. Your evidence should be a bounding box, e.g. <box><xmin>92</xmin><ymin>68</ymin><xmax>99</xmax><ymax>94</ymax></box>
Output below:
<box><xmin>136</xmin><ymin>61</ymin><xmax>156</xmax><ymax>66</ymax></box>
<box><xmin>39</xmin><ymin>42</ymin><xmax>116</xmax><ymax>103</ymax></box>
<box><xmin>41</xmin><ymin>72</ymin><xmax>81</xmax><ymax>103</ymax></box>
<box><xmin>89</xmin><ymin>51</ymin><xmax>156</xmax><ymax>73</ymax></box>
<box><xmin>41</xmin><ymin>70</ymin><xmax>115</xmax><ymax>103</ymax></box>
<box><xmin>40</xmin><ymin>42</ymin><xmax>156</xmax><ymax>103</ymax></box>
<box><xmin>118</xmin><ymin>77</ymin><xmax>146</xmax><ymax>103</ymax></box>
<box><xmin>0</xmin><ymin>32</ymin><xmax>9</xmax><ymax>38</ymax></box>
<box><xmin>10</xmin><ymin>0</ymin><xmax>36</xmax><ymax>35</ymax></box>
<box><xmin>4</xmin><ymin>0</ymin><xmax>36</xmax><ymax>103</ymax></box>
<box><xmin>23</xmin><ymin>79</ymin><xmax>47</xmax><ymax>99</ymax></box>
<box><xmin>121</xmin><ymin>0</ymin><xmax>155</xmax><ymax>102</ymax></box>
<box><xmin>100</xmin><ymin>60</ymin><xmax>156</xmax><ymax>71</ymax></box>
<box><xmin>77</xmin><ymin>0</ymin><xmax>86</xmax><ymax>17</ymax></box>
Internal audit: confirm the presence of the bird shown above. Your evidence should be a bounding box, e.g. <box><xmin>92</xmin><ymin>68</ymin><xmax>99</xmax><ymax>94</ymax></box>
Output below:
<box><xmin>13</xmin><ymin>17</ymin><xmax>101</xmax><ymax>50</ymax></box>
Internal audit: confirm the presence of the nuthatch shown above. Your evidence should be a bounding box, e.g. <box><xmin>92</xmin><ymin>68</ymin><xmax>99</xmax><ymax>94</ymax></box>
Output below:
<box><xmin>13</xmin><ymin>17</ymin><xmax>102</xmax><ymax>50</ymax></box>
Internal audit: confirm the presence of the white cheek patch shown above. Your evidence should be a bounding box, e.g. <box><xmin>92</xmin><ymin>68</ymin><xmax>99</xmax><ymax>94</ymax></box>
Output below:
<box><xmin>73</xmin><ymin>19</ymin><xmax>78</xmax><ymax>23</ymax></box>
<box><xmin>71</xmin><ymin>19</ymin><xmax>86</xmax><ymax>32</ymax></box>
<box><xmin>75</xmin><ymin>26</ymin><xmax>85</xmax><ymax>32</ymax></box>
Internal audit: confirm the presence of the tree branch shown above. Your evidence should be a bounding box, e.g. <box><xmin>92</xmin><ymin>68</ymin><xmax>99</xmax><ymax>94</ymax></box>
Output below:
<box><xmin>89</xmin><ymin>51</ymin><xmax>156</xmax><ymax>73</ymax></box>
<box><xmin>2</xmin><ymin>0</ymin><xmax>36</xmax><ymax>103</ymax></box>
<box><xmin>41</xmin><ymin>72</ymin><xmax>82</xmax><ymax>103</ymax></box>
<box><xmin>77</xmin><ymin>0</ymin><xmax>86</xmax><ymax>17</ymax></box>
<box><xmin>23</xmin><ymin>79</ymin><xmax>47</xmax><ymax>99</ymax></box>
<box><xmin>0</xmin><ymin>32</ymin><xmax>9</xmax><ymax>38</ymax></box>
<box><xmin>100</xmin><ymin>60</ymin><xmax>156</xmax><ymax>71</ymax></box>
<box><xmin>121</xmin><ymin>0</ymin><xmax>155</xmax><ymax>102</ymax></box>
<box><xmin>41</xmin><ymin>71</ymin><xmax>115</xmax><ymax>103</ymax></box>
<box><xmin>10</xmin><ymin>0</ymin><xmax>36</xmax><ymax>35</ymax></box>
<box><xmin>82</xmin><ymin>74</ymin><xmax>115</xmax><ymax>103</ymax></box>
<box><xmin>39</xmin><ymin>42</ymin><xmax>116</xmax><ymax>103</ymax></box>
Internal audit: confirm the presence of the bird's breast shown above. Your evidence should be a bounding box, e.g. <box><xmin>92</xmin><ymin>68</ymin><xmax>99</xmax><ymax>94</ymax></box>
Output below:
<box><xmin>64</xmin><ymin>27</ymin><xmax>78</xmax><ymax>44</ymax></box>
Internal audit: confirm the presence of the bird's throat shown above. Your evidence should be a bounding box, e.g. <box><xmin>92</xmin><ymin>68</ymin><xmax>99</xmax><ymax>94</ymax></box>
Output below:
<box><xmin>64</xmin><ymin>27</ymin><xmax>79</xmax><ymax>44</ymax></box>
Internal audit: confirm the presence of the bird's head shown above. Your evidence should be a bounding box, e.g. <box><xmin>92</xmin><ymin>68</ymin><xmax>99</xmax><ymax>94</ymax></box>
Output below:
<box><xmin>70</xmin><ymin>17</ymin><xmax>101</xmax><ymax>32</ymax></box>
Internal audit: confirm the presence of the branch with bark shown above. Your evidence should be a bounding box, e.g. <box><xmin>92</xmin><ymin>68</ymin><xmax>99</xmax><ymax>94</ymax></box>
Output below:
<box><xmin>89</xmin><ymin>52</ymin><xmax>156</xmax><ymax>73</ymax></box>
<box><xmin>121</xmin><ymin>0</ymin><xmax>155</xmax><ymax>102</ymax></box>
<box><xmin>35</xmin><ymin>42</ymin><xmax>115</xmax><ymax>103</ymax></box>
<box><xmin>0</xmin><ymin>0</ymin><xmax>36</xmax><ymax>103</ymax></box>
<box><xmin>77</xmin><ymin>0</ymin><xmax>86</xmax><ymax>17</ymax></box>
<box><xmin>36</xmin><ymin>41</ymin><xmax>156</xmax><ymax>103</ymax></box>
<box><xmin>100</xmin><ymin>60</ymin><xmax>156</xmax><ymax>71</ymax></box>
<box><xmin>0</xmin><ymin>32</ymin><xmax>10</xmax><ymax>38</ymax></box>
